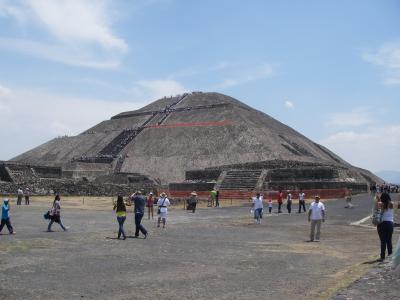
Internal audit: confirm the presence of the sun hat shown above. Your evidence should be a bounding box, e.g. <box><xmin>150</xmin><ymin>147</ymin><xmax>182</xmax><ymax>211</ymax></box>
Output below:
<box><xmin>191</xmin><ymin>191</ymin><xmax>197</xmax><ymax>196</ymax></box>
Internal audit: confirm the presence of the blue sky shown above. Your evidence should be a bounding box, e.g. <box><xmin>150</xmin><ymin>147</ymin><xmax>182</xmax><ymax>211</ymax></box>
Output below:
<box><xmin>0</xmin><ymin>0</ymin><xmax>399</xmax><ymax>173</ymax></box>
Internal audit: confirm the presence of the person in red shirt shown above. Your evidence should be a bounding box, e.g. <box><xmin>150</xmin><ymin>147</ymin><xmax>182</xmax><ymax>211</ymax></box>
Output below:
<box><xmin>277</xmin><ymin>190</ymin><xmax>283</xmax><ymax>213</ymax></box>
<box><xmin>146</xmin><ymin>192</ymin><xmax>155</xmax><ymax>220</ymax></box>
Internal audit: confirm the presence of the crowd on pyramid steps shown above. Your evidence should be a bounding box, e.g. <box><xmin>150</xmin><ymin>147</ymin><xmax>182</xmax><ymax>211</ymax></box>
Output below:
<box><xmin>1</xmin><ymin>187</ymin><xmax>398</xmax><ymax>265</ymax></box>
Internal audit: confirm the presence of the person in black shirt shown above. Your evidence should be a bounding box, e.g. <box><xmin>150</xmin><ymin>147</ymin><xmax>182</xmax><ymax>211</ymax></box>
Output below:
<box><xmin>131</xmin><ymin>191</ymin><xmax>148</xmax><ymax>238</ymax></box>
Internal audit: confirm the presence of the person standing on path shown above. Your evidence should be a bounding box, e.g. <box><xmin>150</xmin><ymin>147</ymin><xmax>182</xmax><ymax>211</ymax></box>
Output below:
<box><xmin>113</xmin><ymin>195</ymin><xmax>127</xmax><ymax>240</ymax></box>
<box><xmin>215</xmin><ymin>190</ymin><xmax>220</xmax><ymax>207</ymax></box>
<box><xmin>157</xmin><ymin>192</ymin><xmax>170</xmax><ymax>228</ymax></box>
<box><xmin>277</xmin><ymin>190</ymin><xmax>283</xmax><ymax>213</ymax></box>
<box><xmin>286</xmin><ymin>192</ymin><xmax>292</xmax><ymax>214</ymax></box>
<box><xmin>209</xmin><ymin>189</ymin><xmax>217</xmax><ymax>207</ymax></box>
<box><xmin>187</xmin><ymin>191</ymin><xmax>198</xmax><ymax>213</ymax></box>
<box><xmin>24</xmin><ymin>188</ymin><xmax>30</xmax><ymax>205</ymax></box>
<box><xmin>298</xmin><ymin>190</ymin><xmax>306</xmax><ymax>213</ymax></box>
<box><xmin>47</xmin><ymin>195</ymin><xmax>68</xmax><ymax>232</ymax></box>
<box><xmin>377</xmin><ymin>192</ymin><xmax>394</xmax><ymax>262</ymax></box>
<box><xmin>0</xmin><ymin>198</ymin><xmax>14</xmax><ymax>235</ymax></box>
<box><xmin>17</xmin><ymin>188</ymin><xmax>23</xmax><ymax>205</ymax></box>
<box><xmin>252</xmin><ymin>193</ymin><xmax>263</xmax><ymax>224</ymax></box>
<box><xmin>268</xmin><ymin>197</ymin><xmax>273</xmax><ymax>214</ymax></box>
<box><xmin>146</xmin><ymin>192</ymin><xmax>155</xmax><ymax>220</ymax></box>
<box><xmin>131</xmin><ymin>191</ymin><xmax>148</xmax><ymax>238</ymax></box>
<box><xmin>308</xmin><ymin>196</ymin><xmax>325</xmax><ymax>242</ymax></box>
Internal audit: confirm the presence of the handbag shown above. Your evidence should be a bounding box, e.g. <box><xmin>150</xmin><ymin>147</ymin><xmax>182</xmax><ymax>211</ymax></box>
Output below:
<box><xmin>372</xmin><ymin>209</ymin><xmax>382</xmax><ymax>226</ymax></box>
<box><xmin>43</xmin><ymin>211</ymin><xmax>51</xmax><ymax>220</ymax></box>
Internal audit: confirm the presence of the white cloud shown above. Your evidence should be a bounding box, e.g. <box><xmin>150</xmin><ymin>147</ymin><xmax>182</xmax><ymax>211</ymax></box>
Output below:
<box><xmin>133</xmin><ymin>79</ymin><xmax>187</xmax><ymax>100</ymax></box>
<box><xmin>327</xmin><ymin>108</ymin><xmax>373</xmax><ymax>127</ymax></box>
<box><xmin>320</xmin><ymin>125</ymin><xmax>400</xmax><ymax>172</ymax></box>
<box><xmin>28</xmin><ymin>0</ymin><xmax>127</xmax><ymax>52</ymax></box>
<box><xmin>285</xmin><ymin>101</ymin><xmax>294</xmax><ymax>109</ymax></box>
<box><xmin>0</xmin><ymin>0</ymin><xmax>127</xmax><ymax>69</ymax></box>
<box><xmin>215</xmin><ymin>63</ymin><xmax>275</xmax><ymax>89</ymax></box>
<box><xmin>0</xmin><ymin>37</ymin><xmax>121</xmax><ymax>69</ymax></box>
<box><xmin>362</xmin><ymin>42</ymin><xmax>400</xmax><ymax>85</ymax></box>
<box><xmin>0</xmin><ymin>83</ymin><xmax>145</xmax><ymax>160</ymax></box>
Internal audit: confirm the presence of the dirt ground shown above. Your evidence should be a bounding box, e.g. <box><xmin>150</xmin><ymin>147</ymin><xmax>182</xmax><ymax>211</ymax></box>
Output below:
<box><xmin>0</xmin><ymin>193</ymin><xmax>398</xmax><ymax>299</ymax></box>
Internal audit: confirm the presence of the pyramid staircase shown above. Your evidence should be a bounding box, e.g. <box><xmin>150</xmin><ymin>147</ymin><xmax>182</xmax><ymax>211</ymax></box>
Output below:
<box><xmin>219</xmin><ymin>170</ymin><xmax>263</xmax><ymax>190</ymax></box>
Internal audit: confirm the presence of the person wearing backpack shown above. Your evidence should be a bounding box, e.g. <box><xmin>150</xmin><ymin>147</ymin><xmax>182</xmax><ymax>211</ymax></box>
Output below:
<box><xmin>376</xmin><ymin>192</ymin><xmax>394</xmax><ymax>262</ymax></box>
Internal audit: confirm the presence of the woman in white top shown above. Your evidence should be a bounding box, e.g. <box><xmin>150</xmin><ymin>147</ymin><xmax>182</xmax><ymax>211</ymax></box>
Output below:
<box><xmin>377</xmin><ymin>192</ymin><xmax>394</xmax><ymax>261</ymax></box>
<box><xmin>252</xmin><ymin>193</ymin><xmax>263</xmax><ymax>224</ymax></box>
<box><xmin>157</xmin><ymin>192</ymin><xmax>170</xmax><ymax>228</ymax></box>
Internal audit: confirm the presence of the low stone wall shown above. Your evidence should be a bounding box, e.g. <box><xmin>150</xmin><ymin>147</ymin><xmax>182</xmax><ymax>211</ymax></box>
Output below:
<box><xmin>0</xmin><ymin>179</ymin><xmax>156</xmax><ymax>197</ymax></box>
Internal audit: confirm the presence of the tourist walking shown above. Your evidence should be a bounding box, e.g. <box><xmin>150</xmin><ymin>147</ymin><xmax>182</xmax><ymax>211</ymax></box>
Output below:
<box><xmin>277</xmin><ymin>190</ymin><xmax>283</xmax><ymax>213</ymax></box>
<box><xmin>17</xmin><ymin>188</ymin><xmax>23</xmax><ymax>205</ymax></box>
<box><xmin>131</xmin><ymin>191</ymin><xmax>148</xmax><ymax>238</ymax></box>
<box><xmin>308</xmin><ymin>196</ymin><xmax>325</xmax><ymax>242</ymax></box>
<box><xmin>298</xmin><ymin>190</ymin><xmax>306</xmax><ymax>213</ymax></box>
<box><xmin>157</xmin><ymin>192</ymin><xmax>170</xmax><ymax>228</ymax></box>
<box><xmin>187</xmin><ymin>191</ymin><xmax>198</xmax><ymax>213</ymax></box>
<box><xmin>252</xmin><ymin>193</ymin><xmax>263</xmax><ymax>224</ymax></box>
<box><xmin>286</xmin><ymin>192</ymin><xmax>292</xmax><ymax>214</ymax></box>
<box><xmin>47</xmin><ymin>195</ymin><xmax>68</xmax><ymax>232</ymax></box>
<box><xmin>0</xmin><ymin>198</ymin><xmax>14</xmax><ymax>235</ymax></box>
<box><xmin>113</xmin><ymin>195</ymin><xmax>127</xmax><ymax>240</ymax></box>
<box><xmin>146</xmin><ymin>192</ymin><xmax>155</xmax><ymax>220</ymax></box>
<box><xmin>268</xmin><ymin>197</ymin><xmax>273</xmax><ymax>213</ymax></box>
<box><xmin>215</xmin><ymin>190</ymin><xmax>220</xmax><ymax>207</ymax></box>
<box><xmin>24</xmin><ymin>188</ymin><xmax>30</xmax><ymax>205</ymax></box>
<box><xmin>344</xmin><ymin>189</ymin><xmax>353</xmax><ymax>208</ymax></box>
<box><xmin>377</xmin><ymin>192</ymin><xmax>394</xmax><ymax>262</ymax></box>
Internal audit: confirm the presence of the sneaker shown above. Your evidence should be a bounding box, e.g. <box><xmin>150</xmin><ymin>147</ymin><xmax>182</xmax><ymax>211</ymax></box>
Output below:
<box><xmin>377</xmin><ymin>258</ymin><xmax>384</xmax><ymax>262</ymax></box>
<box><xmin>314</xmin><ymin>239</ymin><xmax>320</xmax><ymax>242</ymax></box>
<box><xmin>144</xmin><ymin>233</ymin><xmax>148</xmax><ymax>239</ymax></box>
<box><xmin>47</xmin><ymin>229</ymin><xmax>53</xmax><ymax>232</ymax></box>
<box><xmin>10</xmin><ymin>231</ymin><xmax>15</xmax><ymax>235</ymax></box>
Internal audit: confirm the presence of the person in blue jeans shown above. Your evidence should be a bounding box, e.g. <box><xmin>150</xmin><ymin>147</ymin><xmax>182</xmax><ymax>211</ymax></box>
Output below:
<box><xmin>0</xmin><ymin>198</ymin><xmax>14</xmax><ymax>234</ymax></box>
<box><xmin>252</xmin><ymin>193</ymin><xmax>264</xmax><ymax>224</ymax></box>
<box><xmin>130</xmin><ymin>191</ymin><xmax>148</xmax><ymax>238</ymax></box>
<box><xmin>47</xmin><ymin>195</ymin><xmax>68</xmax><ymax>232</ymax></box>
<box><xmin>377</xmin><ymin>193</ymin><xmax>394</xmax><ymax>262</ymax></box>
<box><xmin>113</xmin><ymin>195</ymin><xmax>127</xmax><ymax>240</ymax></box>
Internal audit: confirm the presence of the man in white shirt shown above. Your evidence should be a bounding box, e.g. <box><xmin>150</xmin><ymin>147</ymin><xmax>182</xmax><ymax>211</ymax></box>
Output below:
<box><xmin>308</xmin><ymin>195</ymin><xmax>325</xmax><ymax>242</ymax></box>
<box><xmin>157</xmin><ymin>192</ymin><xmax>171</xmax><ymax>228</ymax></box>
<box><xmin>298</xmin><ymin>190</ymin><xmax>306</xmax><ymax>213</ymax></box>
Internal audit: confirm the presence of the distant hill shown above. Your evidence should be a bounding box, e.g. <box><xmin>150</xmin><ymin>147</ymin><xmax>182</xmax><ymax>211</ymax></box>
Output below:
<box><xmin>376</xmin><ymin>170</ymin><xmax>400</xmax><ymax>184</ymax></box>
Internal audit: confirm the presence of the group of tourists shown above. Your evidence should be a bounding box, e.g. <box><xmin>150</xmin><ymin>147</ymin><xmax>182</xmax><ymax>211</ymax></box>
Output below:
<box><xmin>251</xmin><ymin>192</ymin><xmax>323</xmax><ymax>241</ymax></box>
<box><xmin>16</xmin><ymin>187</ymin><xmax>30</xmax><ymax>205</ymax></box>
<box><xmin>112</xmin><ymin>191</ymin><xmax>170</xmax><ymax>240</ymax></box>
<box><xmin>1</xmin><ymin>187</ymin><xmax>396</xmax><ymax>263</ymax></box>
